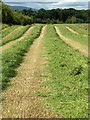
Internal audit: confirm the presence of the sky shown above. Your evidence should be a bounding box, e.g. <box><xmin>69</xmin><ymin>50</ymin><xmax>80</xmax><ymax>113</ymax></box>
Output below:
<box><xmin>2</xmin><ymin>0</ymin><xmax>90</xmax><ymax>10</ymax></box>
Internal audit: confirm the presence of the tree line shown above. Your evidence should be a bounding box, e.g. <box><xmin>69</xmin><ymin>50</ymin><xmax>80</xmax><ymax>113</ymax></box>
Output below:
<box><xmin>2</xmin><ymin>2</ymin><xmax>90</xmax><ymax>25</ymax></box>
<box><xmin>22</xmin><ymin>8</ymin><xmax>90</xmax><ymax>24</ymax></box>
<box><xmin>2</xmin><ymin>3</ymin><xmax>33</xmax><ymax>25</ymax></box>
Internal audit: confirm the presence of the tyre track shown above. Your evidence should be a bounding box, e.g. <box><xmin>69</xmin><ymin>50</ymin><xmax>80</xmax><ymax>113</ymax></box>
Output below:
<box><xmin>55</xmin><ymin>26</ymin><xmax>88</xmax><ymax>57</ymax></box>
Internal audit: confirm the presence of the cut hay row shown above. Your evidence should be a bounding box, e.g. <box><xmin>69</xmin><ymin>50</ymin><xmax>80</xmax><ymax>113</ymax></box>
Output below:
<box><xmin>2</xmin><ymin>26</ymin><xmax>34</xmax><ymax>51</ymax></box>
<box><xmin>56</xmin><ymin>24</ymin><xmax>88</xmax><ymax>46</ymax></box>
<box><xmin>2</xmin><ymin>24</ymin><xmax>43</xmax><ymax>90</ymax></box>
<box><xmin>2</xmin><ymin>25</ymin><xmax>30</xmax><ymax>46</ymax></box>
<box><xmin>1</xmin><ymin>24</ymin><xmax>88</xmax><ymax>118</ymax></box>
<box><xmin>2</xmin><ymin>25</ymin><xmax>21</xmax><ymax>38</ymax></box>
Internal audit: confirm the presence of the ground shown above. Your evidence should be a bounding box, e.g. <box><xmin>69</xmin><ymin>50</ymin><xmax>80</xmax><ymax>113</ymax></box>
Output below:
<box><xmin>2</xmin><ymin>24</ymin><xmax>88</xmax><ymax>118</ymax></box>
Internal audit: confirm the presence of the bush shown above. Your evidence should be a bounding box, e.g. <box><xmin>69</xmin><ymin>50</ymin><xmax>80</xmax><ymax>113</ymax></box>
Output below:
<box><xmin>2</xmin><ymin>3</ymin><xmax>34</xmax><ymax>25</ymax></box>
<box><xmin>76</xmin><ymin>18</ymin><xmax>85</xmax><ymax>23</ymax></box>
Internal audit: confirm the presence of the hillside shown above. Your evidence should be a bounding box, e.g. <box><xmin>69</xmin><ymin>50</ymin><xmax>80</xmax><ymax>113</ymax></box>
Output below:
<box><xmin>9</xmin><ymin>5</ymin><xmax>38</xmax><ymax>11</ymax></box>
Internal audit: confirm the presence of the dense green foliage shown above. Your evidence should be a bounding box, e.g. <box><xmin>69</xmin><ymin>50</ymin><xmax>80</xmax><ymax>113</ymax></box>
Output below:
<box><xmin>21</xmin><ymin>8</ymin><xmax>89</xmax><ymax>24</ymax></box>
<box><xmin>2</xmin><ymin>2</ymin><xmax>90</xmax><ymax>25</ymax></box>
<box><xmin>2</xmin><ymin>25</ymin><xmax>30</xmax><ymax>45</ymax></box>
<box><xmin>2</xmin><ymin>24</ymin><xmax>43</xmax><ymax>90</ymax></box>
<box><xmin>36</xmin><ymin>25</ymin><xmax>88</xmax><ymax>118</ymax></box>
<box><xmin>2</xmin><ymin>3</ymin><xmax>34</xmax><ymax>25</ymax></box>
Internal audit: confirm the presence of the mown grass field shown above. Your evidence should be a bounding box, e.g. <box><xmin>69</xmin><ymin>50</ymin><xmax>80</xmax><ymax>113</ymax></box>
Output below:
<box><xmin>36</xmin><ymin>25</ymin><xmax>88</xmax><ymax>118</ymax></box>
<box><xmin>2</xmin><ymin>24</ymin><xmax>10</xmax><ymax>30</ymax></box>
<box><xmin>2</xmin><ymin>25</ymin><xmax>31</xmax><ymax>45</ymax></box>
<box><xmin>2</xmin><ymin>24</ymin><xmax>43</xmax><ymax>90</ymax></box>
<box><xmin>1</xmin><ymin>24</ymin><xmax>88</xmax><ymax>118</ymax></box>
<box><xmin>55</xmin><ymin>24</ymin><xmax>88</xmax><ymax>46</ymax></box>
<box><xmin>66</xmin><ymin>24</ymin><xmax>88</xmax><ymax>35</ymax></box>
<box><xmin>2</xmin><ymin>25</ymin><xmax>20</xmax><ymax>38</ymax></box>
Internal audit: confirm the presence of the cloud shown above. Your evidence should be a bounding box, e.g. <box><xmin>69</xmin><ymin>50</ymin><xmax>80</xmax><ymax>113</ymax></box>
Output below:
<box><xmin>3</xmin><ymin>0</ymin><xmax>89</xmax><ymax>10</ymax></box>
<box><xmin>52</xmin><ymin>0</ymin><xmax>88</xmax><ymax>6</ymax></box>
<box><xmin>3</xmin><ymin>0</ymin><xmax>89</xmax><ymax>2</ymax></box>
<box><xmin>3</xmin><ymin>0</ymin><xmax>59</xmax><ymax>2</ymax></box>
<box><xmin>52</xmin><ymin>0</ymin><xmax>77</xmax><ymax>5</ymax></box>
<box><xmin>46</xmin><ymin>0</ymin><xmax>88</xmax><ymax>9</ymax></box>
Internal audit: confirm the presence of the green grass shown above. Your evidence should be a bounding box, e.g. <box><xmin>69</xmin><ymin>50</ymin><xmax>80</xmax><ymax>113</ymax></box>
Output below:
<box><xmin>35</xmin><ymin>25</ymin><xmax>88</xmax><ymax>118</ymax></box>
<box><xmin>76</xmin><ymin>24</ymin><xmax>88</xmax><ymax>31</ymax></box>
<box><xmin>2</xmin><ymin>25</ymin><xmax>30</xmax><ymax>46</ymax></box>
<box><xmin>2</xmin><ymin>24</ymin><xmax>10</xmax><ymax>30</ymax></box>
<box><xmin>2</xmin><ymin>25</ymin><xmax>20</xmax><ymax>38</ymax></box>
<box><xmin>1</xmin><ymin>24</ymin><xmax>43</xmax><ymax>90</ymax></box>
<box><xmin>66</xmin><ymin>24</ymin><xmax>88</xmax><ymax>36</ymax></box>
<box><xmin>56</xmin><ymin>24</ymin><xmax>88</xmax><ymax>46</ymax></box>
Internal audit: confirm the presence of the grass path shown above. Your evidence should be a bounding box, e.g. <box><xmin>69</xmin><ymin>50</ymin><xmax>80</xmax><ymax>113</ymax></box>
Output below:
<box><xmin>55</xmin><ymin>26</ymin><xmax>88</xmax><ymax>57</ymax></box>
<box><xmin>2</xmin><ymin>26</ymin><xmax>34</xmax><ymax>51</ymax></box>
<box><xmin>2</xmin><ymin>26</ymin><xmax>22</xmax><ymax>39</ymax></box>
<box><xmin>2</xmin><ymin>25</ymin><xmax>61</xmax><ymax>118</ymax></box>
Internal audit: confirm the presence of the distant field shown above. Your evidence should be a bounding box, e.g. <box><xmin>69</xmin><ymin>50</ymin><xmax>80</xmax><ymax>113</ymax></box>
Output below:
<box><xmin>55</xmin><ymin>24</ymin><xmax>88</xmax><ymax>46</ymax></box>
<box><xmin>2</xmin><ymin>24</ymin><xmax>88</xmax><ymax>118</ymax></box>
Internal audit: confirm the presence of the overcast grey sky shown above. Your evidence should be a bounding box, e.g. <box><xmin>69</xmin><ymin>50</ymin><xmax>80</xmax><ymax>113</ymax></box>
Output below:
<box><xmin>2</xmin><ymin>0</ymin><xmax>89</xmax><ymax>10</ymax></box>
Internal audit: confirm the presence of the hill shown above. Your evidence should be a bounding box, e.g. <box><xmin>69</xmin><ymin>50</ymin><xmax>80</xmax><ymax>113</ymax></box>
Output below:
<box><xmin>4</xmin><ymin>3</ymin><xmax>38</xmax><ymax>11</ymax></box>
<box><xmin>10</xmin><ymin>6</ymin><xmax>30</xmax><ymax>10</ymax></box>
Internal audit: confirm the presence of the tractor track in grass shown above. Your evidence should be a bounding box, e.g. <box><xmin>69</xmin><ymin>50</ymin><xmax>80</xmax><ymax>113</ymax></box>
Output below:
<box><xmin>55</xmin><ymin>26</ymin><xmax>88</xmax><ymax>57</ymax></box>
<box><xmin>2</xmin><ymin>25</ymin><xmax>61</xmax><ymax>118</ymax></box>
<box><xmin>2</xmin><ymin>26</ymin><xmax>23</xmax><ymax>40</ymax></box>
<box><xmin>2</xmin><ymin>26</ymin><xmax>34</xmax><ymax>51</ymax></box>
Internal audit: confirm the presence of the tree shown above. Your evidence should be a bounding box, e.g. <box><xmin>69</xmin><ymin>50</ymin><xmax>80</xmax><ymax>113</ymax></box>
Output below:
<box><xmin>76</xmin><ymin>18</ymin><xmax>84</xmax><ymax>23</ymax></box>
<box><xmin>71</xmin><ymin>16</ymin><xmax>76</xmax><ymax>24</ymax></box>
<box><xmin>2</xmin><ymin>3</ymin><xmax>33</xmax><ymax>25</ymax></box>
<box><xmin>2</xmin><ymin>2</ymin><xmax>89</xmax><ymax>25</ymax></box>
<box><xmin>37</xmin><ymin>8</ymin><xmax>46</xmax><ymax>20</ymax></box>
<box><xmin>65</xmin><ymin>18</ymin><xmax>72</xmax><ymax>24</ymax></box>
<box><xmin>2</xmin><ymin>3</ymin><xmax>14</xmax><ymax>24</ymax></box>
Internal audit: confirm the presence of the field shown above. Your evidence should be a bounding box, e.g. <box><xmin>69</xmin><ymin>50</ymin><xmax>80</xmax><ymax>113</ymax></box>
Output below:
<box><xmin>1</xmin><ymin>24</ymin><xmax>88</xmax><ymax>118</ymax></box>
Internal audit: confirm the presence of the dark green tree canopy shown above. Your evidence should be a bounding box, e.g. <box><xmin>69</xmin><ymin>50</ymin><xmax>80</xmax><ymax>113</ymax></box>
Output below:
<box><xmin>2</xmin><ymin>2</ymin><xmax>90</xmax><ymax>25</ymax></box>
